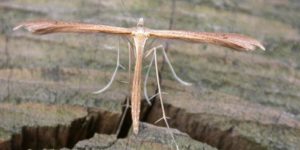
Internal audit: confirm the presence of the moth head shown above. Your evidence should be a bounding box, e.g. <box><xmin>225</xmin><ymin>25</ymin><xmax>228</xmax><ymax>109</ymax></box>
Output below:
<box><xmin>137</xmin><ymin>18</ymin><xmax>144</xmax><ymax>27</ymax></box>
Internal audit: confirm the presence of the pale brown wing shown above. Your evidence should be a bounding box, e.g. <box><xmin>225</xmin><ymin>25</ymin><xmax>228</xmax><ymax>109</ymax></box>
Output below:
<box><xmin>148</xmin><ymin>29</ymin><xmax>265</xmax><ymax>51</ymax></box>
<box><xmin>13</xmin><ymin>20</ymin><xmax>133</xmax><ymax>35</ymax></box>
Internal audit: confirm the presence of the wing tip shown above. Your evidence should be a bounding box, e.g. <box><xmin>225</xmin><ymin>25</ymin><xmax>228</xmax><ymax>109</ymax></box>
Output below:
<box><xmin>252</xmin><ymin>42</ymin><xmax>265</xmax><ymax>51</ymax></box>
<box><xmin>258</xmin><ymin>44</ymin><xmax>266</xmax><ymax>51</ymax></box>
<box><xmin>13</xmin><ymin>20</ymin><xmax>57</xmax><ymax>34</ymax></box>
<box><xmin>13</xmin><ymin>22</ymin><xmax>35</xmax><ymax>33</ymax></box>
<box><xmin>247</xmin><ymin>44</ymin><xmax>265</xmax><ymax>52</ymax></box>
<box><xmin>13</xmin><ymin>24</ymin><xmax>24</xmax><ymax>31</ymax></box>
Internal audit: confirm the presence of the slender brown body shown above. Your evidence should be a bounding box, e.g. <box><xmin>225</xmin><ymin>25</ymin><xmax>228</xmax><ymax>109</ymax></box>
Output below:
<box><xmin>131</xmin><ymin>40</ymin><xmax>144</xmax><ymax>134</ymax></box>
<box><xmin>131</xmin><ymin>21</ymin><xmax>149</xmax><ymax>134</ymax></box>
<box><xmin>14</xmin><ymin>18</ymin><xmax>265</xmax><ymax>135</ymax></box>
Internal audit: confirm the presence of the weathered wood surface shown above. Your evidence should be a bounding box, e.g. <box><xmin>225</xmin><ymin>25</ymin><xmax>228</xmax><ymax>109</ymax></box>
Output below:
<box><xmin>1</xmin><ymin>0</ymin><xmax>300</xmax><ymax>149</ymax></box>
<box><xmin>74</xmin><ymin>123</ymin><xmax>216</xmax><ymax>150</ymax></box>
<box><xmin>0</xmin><ymin>103</ymin><xmax>121</xmax><ymax>149</ymax></box>
<box><xmin>0</xmin><ymin>102</ymin><xmax>216</xmax><ymax>150</ymax></box>
<box><xmin>1</xmin><ymin>98</ymin><xmax>300</xmax><ymax>149</ymax></box>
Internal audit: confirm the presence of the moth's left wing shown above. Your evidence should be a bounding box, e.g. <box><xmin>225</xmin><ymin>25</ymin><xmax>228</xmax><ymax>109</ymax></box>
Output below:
<box><xmin>14</xmin><ymin>20</ymin><xmax>133</xmax><ymax>35</ymax></box>
<box><xmin>148</xmin><ymin>29</ymin><xmax>265</xmax><ymax>51</ymax></box>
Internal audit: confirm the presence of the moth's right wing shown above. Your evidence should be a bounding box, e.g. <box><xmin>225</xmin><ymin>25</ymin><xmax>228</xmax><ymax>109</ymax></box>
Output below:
<box><xmin>14</xmin><ymin>20</ymin><xmax>133</xmax><ymax>35</ymax></box>
<box><xmin>148</xmin><ymin>29</ymin><xmax>265</xmax><ymax>51</ymax></box>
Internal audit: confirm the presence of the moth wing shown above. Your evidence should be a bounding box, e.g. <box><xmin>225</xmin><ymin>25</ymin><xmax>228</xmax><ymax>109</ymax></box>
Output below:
<box><xmin>148</xmin><ymin>29</ymin><xmax>265</xmax><ymax>51</ymax></box>
<box><xmin>14</xmin><ymin>20</ymin><xmax>133</xmax><ymax>35</ymax></box>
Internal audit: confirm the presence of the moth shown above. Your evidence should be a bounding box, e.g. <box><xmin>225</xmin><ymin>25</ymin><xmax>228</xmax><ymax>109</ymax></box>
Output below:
<box><xmin>14</xmin><ymin>18</ymin><xmax>265</xmax><ymax>134</ymax></box>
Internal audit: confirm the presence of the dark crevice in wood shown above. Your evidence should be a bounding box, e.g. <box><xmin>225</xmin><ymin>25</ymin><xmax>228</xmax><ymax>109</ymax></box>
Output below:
<box><xmin>0</xmin><ymin>99</ymin><xmax>267</xmax><ymax>150</ymax></box>
<box><xmin>115</xmin><ymin>96</ymin><xmax>132</xmax><ymax>138</ymax></box>
<box><xmin>142</xmin><ymin>100</ymin><xmax>267</xmax><ymax>150</ymax></box>
<box><xmin>0</xmin><ymin>108</ymin><xmax>120</xmax><ymax>150</ymax></box>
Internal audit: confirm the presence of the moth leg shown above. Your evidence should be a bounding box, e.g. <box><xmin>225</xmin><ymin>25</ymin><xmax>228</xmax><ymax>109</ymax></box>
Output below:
<box><xmin>145</xmin><ymin>45</ymin><xmax>184</xmax><ymax>149</ymax></box>
<box><xmin>143</xmin><ymin>45</ymin><xmax>164</xmax><ymax>105</ymax></box>
<box><xmin>127</xmin><ymin>42</ymin><xmax>133</xmax><ymax>85</ymax></box>
<box><xmin>161</xmin><ymin>47</ymin><xmax>192</xmax><ymax>86</ymax></box>
<box><xmin>116</xmin><ymin>96</ymin><xmax>131</xmax><ymax>138</ymax></box>
<box><xmin>143</xmin><ymin>51</ymin><xmax>155</xmax><ymax>105</ymax></box>
<box><xmin>143</xmin><ymin>52</ymin><xmax>168</xmax><ymax>105</ymax></box>
<box><xmin>154</xmin><ymin>49</ymin><xmax>170</xmax><ymax>126</ymax></box>
<box><xmin>93</xmin><ymin>44</ymin><xmax>120</xmax><ymax>94</ymax></box>
<box><xmin>144</xmin><ymin>45</ymin><xmax>163</xmax><ymax>58</ymax></box>
<box><xmin>146</xmin><ymin>45</ymin><xmax>192</xmax><ymax>86</ymax></box>
<box><xmin>153</xmin><ymin>49</ymin><xmax>179</xmax><ymax>150</ymax></box>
